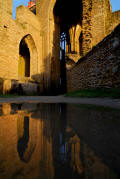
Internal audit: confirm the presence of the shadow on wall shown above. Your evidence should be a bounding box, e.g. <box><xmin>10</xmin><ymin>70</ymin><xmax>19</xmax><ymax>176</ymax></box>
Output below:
<box><xmin>0</xmin><ymin>78</ymin><xmax>39</xmax><ymax>95</ymax></box>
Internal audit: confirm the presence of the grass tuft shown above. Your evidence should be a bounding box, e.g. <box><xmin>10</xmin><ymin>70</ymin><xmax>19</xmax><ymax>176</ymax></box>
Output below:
<box><xmin>65</xmin><ymin>88</ymin><xmax>120</xmax><ymax>98</ymax></box>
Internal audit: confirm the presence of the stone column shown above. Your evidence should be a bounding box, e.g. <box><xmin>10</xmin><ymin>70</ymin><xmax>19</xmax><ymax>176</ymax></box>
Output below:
<box><xmin>91</xmin><ymin>0</ymin><xmax>106</xmax><ymax>46</ymax></box>
<box><xmin>36</xmin><ymin>0</ymin><xmax>60</xmax><ymax>93</ymax></box>
<box><xmin>82</xmin><ymin>0</ymin><xmax>92</xmax><ymax>56</ymax></box>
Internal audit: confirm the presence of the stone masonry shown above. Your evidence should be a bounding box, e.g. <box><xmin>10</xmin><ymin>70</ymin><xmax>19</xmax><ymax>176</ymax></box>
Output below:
<box><xmin>67</xmin><ymin>24</ymin><xmax>120</xmax><ymax>91</ymax></box>
<box><xmin>0</xmin><ymin>1</ymin><xmax>43</xmax><ymax>94</ymax></box>
<box><xmin>0</xmin><ymin>0</ymin><xmax>120</xmax><ymax>94</ymax></box>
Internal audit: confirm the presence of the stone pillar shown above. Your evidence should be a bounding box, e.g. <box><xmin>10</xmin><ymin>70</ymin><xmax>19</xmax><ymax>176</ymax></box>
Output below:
<box><xmin>104</xmin><ymin>0</ymin><xmax>112</xmax><ymax>34</ymax></box>
<box><xmin>91</xmin><ymin>0</ymin><xmax>106</xmax><ymax>46</ymax></box>
<box><xmin>36</xmin><ymin>0</ymin><xmax>60</xmax><ymax>93</ymax></box>
<box><xmin>69</xmin><ymin>26</ymin><xmax>75</xmax><ymax>53</ymax></box>
<box><xmin>75</xmin><ymin>25</ymin><xmax>82</xmax><ymax>54</ymax></box>
<box><xmin>82</xmin><ymin>0</ymin><xmax>92</xmax><ymax>56</ymax></box>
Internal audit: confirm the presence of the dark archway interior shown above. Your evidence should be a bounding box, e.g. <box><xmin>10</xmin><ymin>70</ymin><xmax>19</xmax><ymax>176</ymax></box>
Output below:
<box><xmin>29</xmin><ymin>0</ymin><xmax>83</xmax><ymax>94</ymax></box>
<box><xmin>79</xmin><ymin>32</ymin><xmax>83</xmax><ymax>55</ymax></box>
<box><xmin>54</xmin><ymin>0</ymin><xmax>82</xmax><ymax>41</ymax></box>
<box><xmin>19</xmin><ymin>39</ymin><xmax>30</xmax><ymax>77</ymax></box>
<box><xmin>17</xmin><ymin>116</ymin><xmax>30</xmax><ymax>163</ymax></box>
<box><xmin>53</xmin><ymin>0</ymin><xmax>83</xmax><ymax>93</ymax></box>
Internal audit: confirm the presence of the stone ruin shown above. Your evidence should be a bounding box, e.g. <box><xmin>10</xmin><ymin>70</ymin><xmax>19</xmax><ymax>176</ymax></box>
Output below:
<box><xmin>0</xmin><ymin>0</ymin><xmax>120</xmax><ymax>94</ymax></box>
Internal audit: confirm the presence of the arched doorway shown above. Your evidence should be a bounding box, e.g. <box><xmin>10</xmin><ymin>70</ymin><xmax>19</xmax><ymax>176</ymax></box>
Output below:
<box><xmin>36</xmin><ymin>0</ymin><xmax>83</xmax><ymax>93</ymax></box>
<box><xmin>19</xmin><ymin>38</ymin><xmax>30</xmax><ymax>77</ymax></box>
<box><xmin>18</xmin><ymin>34</ymin><xmax>38</xmax><ymax>78</ymax></box>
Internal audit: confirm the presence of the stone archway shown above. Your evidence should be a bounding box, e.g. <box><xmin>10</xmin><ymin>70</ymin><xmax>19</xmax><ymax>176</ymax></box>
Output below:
<box><xmin>36</xmin><ymin>0</ymin><xmax>61</xmax><ymax>93</ymax></box>
<box><xmin>36</xmin><ymin>0</ymin><xmax>83</xmax><ymax>93</ymax></box>
<box><xmin>18</xmin><ymin>34</ymin><xmax>38</xmax><ymax>78</ymax></box>
<box><xmin>19</xmin><ymin>38</ymin><xmax>30</xmax><ymax>77</ymax></box>
<box><xmin>36</xmin><ymin>0</ymin><xmax>93</xmax><ymax>93</ymax></box>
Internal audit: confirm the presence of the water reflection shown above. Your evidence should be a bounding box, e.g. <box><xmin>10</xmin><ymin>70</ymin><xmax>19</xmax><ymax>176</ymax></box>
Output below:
<box><xmin>17</xmin><ymin>116</ymin><xmax>30</xmax><ymax>163</ymax></box>
<box><xmin>0</xmin><ymin>103</ymin><xmax>120</xmax><ymax>179</ymax></box>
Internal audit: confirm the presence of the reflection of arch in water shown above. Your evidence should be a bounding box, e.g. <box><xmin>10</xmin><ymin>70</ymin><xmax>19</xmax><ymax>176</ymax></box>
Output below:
<box><xmin>17</xmin><ymin>116</ymin><xmax>37</xmax><ymax>163</ymax></box>
<box><xmin>2</xmin><ymin>103</ymin><xmax>11</xmax><ymax>115</ymax></box>
<box><xmin>67</xmin><ymin>134</ymin><xmax>83</xmax><ymax>174</ymax></box>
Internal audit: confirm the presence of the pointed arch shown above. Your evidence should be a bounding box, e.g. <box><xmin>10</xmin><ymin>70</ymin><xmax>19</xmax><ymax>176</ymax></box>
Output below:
<box><xmin>18</xmin><ymin>34</ymin><xmax>38</xmax><ymax>78</ymax></box>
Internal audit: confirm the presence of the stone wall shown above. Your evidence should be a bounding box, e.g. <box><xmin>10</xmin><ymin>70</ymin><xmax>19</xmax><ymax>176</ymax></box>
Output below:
<box><xmin>0</xmin><ymin>103</ymin><xmax>119</xmax><ymax>178</ymax></box>
<box><xmin>67</xmin><ymin>24</ymin><xmax>120</xmax><ymax>91</ymax></box>
<box><xmin>0</xmin><ymin>0</ymin><xmax>120</xmax><ymax>94</ymax></box>
<box><xmin>91</xmin><ymin>0</ymin><xmax>120</xmax><ymax>47</ymax></box>
<box><xmin>36</xmin><ymin>0</ymin><xmax>60</xmax><ymax>92</ymax></box>
<box><xmin>0</xmin><ymin>103</ymin><xmax>55</xmax><ymax>179</ymax></box>
<box><xmin>0</xmin><ymin>4</ymin><xmax>42</xmax><ymax>79</ymax></box>
<box><xmin>36</xmin><ymin>0</ymin><xmax>120</xmax><ymax>93</ymax></box>
<box><xmin>106</xmin><ymin>10</ymin><xmax>120</xmax><ymax>35</ymax></box>
<box><xmin>0</xmin><ymin>1</ymin><xmax>43</xmax><ymax>94</ymax></box>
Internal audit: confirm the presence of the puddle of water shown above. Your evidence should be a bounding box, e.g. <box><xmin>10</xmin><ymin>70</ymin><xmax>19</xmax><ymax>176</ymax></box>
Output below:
<box><xmin>0</xmin><ymin>103</ymin><xmax>120</xmax><ymax>179</ymax></box>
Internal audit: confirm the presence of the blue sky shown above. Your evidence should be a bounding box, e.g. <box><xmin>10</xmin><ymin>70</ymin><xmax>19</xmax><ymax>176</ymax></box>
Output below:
<box><xmin>110</xmin><ymin>0</ymin><xmax>120</xmax><ymax>12</ymax></box>
<box><xmin>13</xmin><ymin>0</ymin><xmax>29</xmax><ymax>19</ymax></box>
<box><xmin>13</xmin><ymin>0</ymin><xmax>120</xmax><ymax>19</ymax></box>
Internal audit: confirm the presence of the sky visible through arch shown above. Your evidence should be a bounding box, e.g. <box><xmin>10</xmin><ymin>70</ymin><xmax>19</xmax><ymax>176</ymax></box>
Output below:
<box><xmin>13</xmin><ymin>0</ymin><xmax>120</xmax><ymax>19</ymax></box>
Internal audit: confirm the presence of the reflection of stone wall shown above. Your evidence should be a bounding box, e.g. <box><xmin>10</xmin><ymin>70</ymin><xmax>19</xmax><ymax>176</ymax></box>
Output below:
<box><xmin>79</xmin><ymin>142</ymin><xmax>119</xmax><ymax>179</ymax></box>
<box><xmin>0</xmin><ymin>103</ymin><xmax>55</xmax><ymax>179</ymax></box>
<box><xmin>66</xmin><ymin>104</ymin><xmax>120</xmax><ymax>175</ymax></box>
<box><xmin>0</xmin><ymin>103</ymin><xmax>119</xmax><ymax>178</ymax></box>
<box><xmin>66</xmin><ymin>134</ymin><xmax>83</xmax><ymax>174</ymax></box>
<box><xmin>66</xmin><ymin>132</ymin><xmax>119</xmax><ymax>179</ymax></box>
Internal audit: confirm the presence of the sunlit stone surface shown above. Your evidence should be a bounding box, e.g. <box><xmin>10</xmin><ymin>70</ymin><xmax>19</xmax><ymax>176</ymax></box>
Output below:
<box><xmin>0</xmin><ymin>103</ymin><xmax>120</xmax><ymax>179</ymax></box>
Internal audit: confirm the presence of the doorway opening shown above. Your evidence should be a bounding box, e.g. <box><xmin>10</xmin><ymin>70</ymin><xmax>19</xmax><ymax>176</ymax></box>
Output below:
<box><xmin>19</xmin><ymin>38</ymin><xmax>30</xmax><ymax>77</ymax></box>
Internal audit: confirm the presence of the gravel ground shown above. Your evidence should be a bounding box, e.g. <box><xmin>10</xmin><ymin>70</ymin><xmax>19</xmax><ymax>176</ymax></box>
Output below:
<box><xmin>0</xmin><ymin>96</ymin><xmax>120</xmax><ymax>109</ymax></box>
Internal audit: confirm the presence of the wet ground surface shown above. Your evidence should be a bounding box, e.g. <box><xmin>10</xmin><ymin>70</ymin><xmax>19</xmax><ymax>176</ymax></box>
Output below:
<box><xmin>0</xmin><ymin>96</ymin><xmax>120</xmax><ymax>109</ymax></box>
<box><xmin>0</xmin><ymin>102</ymin><xmax>120</xmax><ymax>179</ymax></box>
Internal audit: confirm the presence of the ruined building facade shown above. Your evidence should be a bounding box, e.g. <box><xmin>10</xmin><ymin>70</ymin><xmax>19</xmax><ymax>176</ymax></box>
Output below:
<box><xmin>0</xmin><ymin>0</ymin><xmax>120</xmax><ymax>94</ymax></box>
